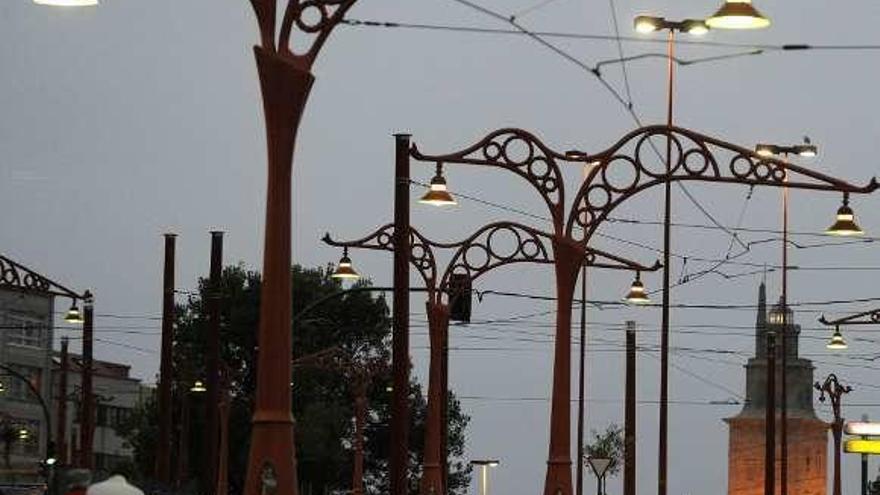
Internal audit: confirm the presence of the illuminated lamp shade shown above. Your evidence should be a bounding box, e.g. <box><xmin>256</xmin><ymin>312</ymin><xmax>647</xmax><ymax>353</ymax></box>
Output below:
<box><xmin>331</xmin><ymin>248</ymin><xmax>360</xmax><ymax>280</ymax></box>
<box><xmin>682</xmin><ymin>19</ymin><xmax>709</xmax><ymax>36</ymax></box>
<box><xmin>797</xmin><ymin>145</ymin><xmax>818</xmax><ymax>157</ymax></box>
<box><xmin>826</xmin><ymin>194</ymin><xmax>864</xmax><ymax>236</ymax></box>
<box><xmin>17</xmin><ymin>429</ymin><xmax>29</xmax><ymax>441</ymax></box>
<box><xmin>419</xmin><ymin>166</ymin><xmax>456</xmax><ymax>206</ymax></box>
<box><xmin>826</xmin><ymin>327</ymin><xmax>848</xmax><ymax>350</ymax></box>
<box><xmin>0</xmin><ymin>381</ymin><xmax>5</xmax><ymax>393</ymax></box>
<box><xmin>64</xmin><ymin>301</ymin><xmax>84</xmax><ymax>324</ymax></box>
<box><xmin>33</xmin><ymin>0</ymin><xmax>98</xmax><ymax>6</ymax></box>
<box><xmin>634</xmin><ymin>15</ymin><xmax>662</xmax><ymax>34</ymax></box>
<box><xmin>755</xmin><ymin>144</ymin><xmax>776</xmax><ymax>157</ymax></box>
<box><xmin>706</xmin><ymin>0</ymin><xmax>770</xmax><ymax>30</ymax></box>
<box><xmin>190</xmin><ymin>380</ymin><xmax>207</xmax><ymax>393</ymax></box>
<box><xmin>624</xmin><ymin>272</ymin><xmax>651</xmax><ymax>304</ymax></box>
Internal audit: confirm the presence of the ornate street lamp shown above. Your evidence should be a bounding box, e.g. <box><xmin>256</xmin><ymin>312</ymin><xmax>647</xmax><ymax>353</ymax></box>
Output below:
<box><xmin>420</xmin><ymin>164</ymin><xmax>457</xmax><ymax>206</ymax></box>
<box><xmin>826</xmin><ymin>327</ymin><xmax>848</xmax><ymax>350</ymax></box>
<box><xmin>64</xmin><ymin>301</ymin><xmax>84</xmax><ymax>324</ymax></box>
<box><xmin>331</xmin><ymin>248</ymin><xmax>360</xmax><ymax>280</ymax></box>
<box><xmin>706</xmin><ymin>0</ymin><xmax>771</xmax><ymax>30</ymax></box>
<box><xmin>624</xmin><ymin>272</ymin><xmax>651</xmax><ymax>304</ymax></box>
<box><xmin>816</xmin><ymin>374</ymin><xmax>852</xmax><ymax>495</ymax></box>
<box><xmin>826</xmin><ymin>193</ymin><xmax>865</xmax><ymax>236</ymax></box>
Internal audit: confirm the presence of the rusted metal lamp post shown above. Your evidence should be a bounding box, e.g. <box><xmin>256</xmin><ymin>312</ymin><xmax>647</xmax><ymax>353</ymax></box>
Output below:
<box><xmin>326</xmin><ymin>220</ymin><xmax>657</xmax><ymax>495</ymax></box>
<box><xmin>241</xmin><ymin>2</ymin><xmax>361</xmax><ymax>495</ymax></box>
<box><xmin>816</xmin><ymin>373</ymin><xmax>852</xmax><ymax>495</ymax></box>
<box><xmin>378</xmin><ymin>125</ymin><xmax>875</xmax><ymax>495</ymax></box>
<box><xmin>0</xmin><ymin>255</ymin><xmax>92</xmax><ymax>469</ymax></box>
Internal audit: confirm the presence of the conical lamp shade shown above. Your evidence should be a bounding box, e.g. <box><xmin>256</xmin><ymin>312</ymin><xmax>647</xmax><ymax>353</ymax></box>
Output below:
<box><xmin>624</xmin><ymin>279</ymin><xmax>650</xmax><ymax>304</ymax></box>
<box><xmin>33</xmin><ymin>0</ymin><xmax>98</xmax><ymax>6</ymax></box>
<box><xmin>587</xmin><ymin>457</ymin><xmax>613</xmax><ymax>478</ymax></box>
<box><xmin>826</xmin><ymin>205</ymin><xmax>864</xmax><ymax>236</ymax></box>
<box><xmin>64</xmin><ymin>303</ymin><xmax>84</xmax><ymax>324</ymax></box>
<box><xmin>420</xmin><ymin>174</ymin><xmax>456</xmax><ymax>206</ymax></box>
<box><xmin>332</xmin><ymin>256</ymin><xmax>360</xmax><ymax>280</ymax></box>
<box><xmin>706</xmin><ymin>1</ymin><xmax>770</xmax><ymax>29</ymax></box>
<box><xmin>826</xmin><ymin>328</ymin><xmax>848</xmax><ymax>350</ymax></box>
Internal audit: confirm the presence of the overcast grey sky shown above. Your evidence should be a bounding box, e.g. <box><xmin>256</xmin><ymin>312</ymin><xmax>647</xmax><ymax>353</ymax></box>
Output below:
<box><xmin>3</xmin><ymin>0</ymin><xmax>880</xmax><ymax>493</ymax></box>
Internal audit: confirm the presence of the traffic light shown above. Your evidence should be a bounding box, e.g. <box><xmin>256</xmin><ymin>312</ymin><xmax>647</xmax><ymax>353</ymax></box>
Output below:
<box><xmin>448</xmin><ymin>274</ymin><xmax>472</xmax><ymax>323</ymax></box>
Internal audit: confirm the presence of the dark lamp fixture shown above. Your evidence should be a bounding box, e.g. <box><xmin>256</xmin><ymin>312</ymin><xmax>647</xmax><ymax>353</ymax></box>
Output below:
<box><xmin>625</xmin><ymin>272</ymin><xmax>651</xmax><ymax>304</ymax></box>
<box><xmin>826</xmin><ymin>193</ymin><xmax>864</xmax><ymax>236</ymax></box>
<box><xmin>420</xmin><ymin>164</ymin><xmax>456</xmax><ymax>206</ymax></box>
<box><xmin>634</xmin><ymin>16</ymin><xmax>709</xmax><ymax>36</ymax></box>
<box><xmin>331</xmin><ymin>248</ymin><xmax>360</xmax><ymax>280</ymax></box>
<box><xmin>706</xmin><ymin>0</ymin><xmax>770</xmax><ymax>30</ymax></box>
<box><xmin>586</xmin><ymin>456</ymin><xmax>612</xmax><ymax>478</ymax></box>
<box><xmin>826</xmin><ymin>326</ymin><xmax>848</xmax><ymax>350</ymax></box>
<box><xmin>470</xmin><ymin>459</ymin><xmax>500</xmax><ymax>467</ymax></box>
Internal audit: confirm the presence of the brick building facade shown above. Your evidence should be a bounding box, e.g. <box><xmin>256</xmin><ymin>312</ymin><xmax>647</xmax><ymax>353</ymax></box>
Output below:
<box><xmin>725</xmin><ymin>282</ymin><xmax>827</xmax><ymax>495</ymax></box>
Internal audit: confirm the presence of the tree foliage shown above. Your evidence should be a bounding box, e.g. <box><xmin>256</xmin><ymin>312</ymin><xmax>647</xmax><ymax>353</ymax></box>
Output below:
<box><xmin>119</xmin><ymin>264</ymin><xmax>471</xmax><ymax>494</ymax></box>
<box><xmin>583</xmin><ymin>423</ymin><xmax>624</xmax><ymax>478</ymax></box>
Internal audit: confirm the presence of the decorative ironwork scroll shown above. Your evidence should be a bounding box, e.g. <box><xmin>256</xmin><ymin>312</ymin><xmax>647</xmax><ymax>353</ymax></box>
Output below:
<box><xmin>0</xmin><ymin>254</ymin><xmax>82</xmax><ymax>299</ymax></box>
<box><xmin>566</xmin><ymin>125</ymin><xmax>879</xmax><ymax>241</ymax></box>
<box><xmin>411</xmin><ymin>128</ymin><xmax>578</xmax><ymax>230</ymax></box>
<box><xmin>249</xmin><ymin>0</ymin><xmax>358</xmax><ymax>66</ymax></box>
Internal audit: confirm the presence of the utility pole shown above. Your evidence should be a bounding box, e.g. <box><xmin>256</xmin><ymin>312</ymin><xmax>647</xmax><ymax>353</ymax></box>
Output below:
<box><xmin>205</xmin><ymin>231</ymin><xmax>224</xmax><ymax>494</ymax></box>
<box><xmin>157</xmin><ymin>233</ymin><xmax>176</xmax><ymax>483</ymax></box>
<box><xmin>624</xmin><ymin>321</ymin><xmax>636</xmax><ymax>495</ymax></box>
<box><xmin>57</xmin><ymin>338</ymin><xmax>69</xmax><ymax>465</ymax></box>
<box><xmin>79</xmin><ymin>291</ymin><xmax>95</xmax><ymax>469</ymax></box>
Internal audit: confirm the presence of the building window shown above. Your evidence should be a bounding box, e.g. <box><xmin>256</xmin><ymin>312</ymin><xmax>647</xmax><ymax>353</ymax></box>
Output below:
<box><xmin>96</xmin><ymin>405</ymin><xmax>132</xmax><ymax>430</ymax></box>
<box><xmin>3</xmin><ymin>315</ymin><xmax>45</xmax><ymax>348</ymax></box>
<box><xmin>4</xmin><ymin>364</ymin><xmax>42</xmax><ymax>402</ymax></box>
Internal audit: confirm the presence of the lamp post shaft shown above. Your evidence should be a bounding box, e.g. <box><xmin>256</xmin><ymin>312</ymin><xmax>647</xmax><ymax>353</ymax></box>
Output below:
<box><xmin>544</xmin><ymin>238</ymin><xmax>580</xmax><ymax>495</ymax></box>
<box><xmin>658</xmin><ymin>27</ymin><xmax>675</xmax><ymax>495</ymax></box>
<box><xmin>780</xmin><ymin>165</ymin><xmax>789</xmax><ymax>495</ymax></box>
<box><xmin>391</xmin><ymin>133</ymin><xmax>412</xmax><ymax>495</ymax></box>
<box><xmin>576</xmin><ymin>266</ymin><xmax>587</xmax><ymax>495</ymax></box>
<box><xmin>79</xmin><ymin>293</ymin><xmax>94</xmax><ymax>469</ymax></box>
<box><xmin>206</xmin><ymin>231</ymin><xmax>224</xmax><ymax>494</ymax></box>
<box><xmin>177</xmin><ymin>393</ymin><xmax>191</xmax><ymax>487</ymax></box>
<box><xmin>57</xmin><ymin>337</ymin><xmax>69</xmax><ymax>465</ymax></box>
<box><xmin>157</xmin><ymin>233</ymin><xmax>176</xmax><ymax>484</ymax></box>
<box><xmin>243</xmin><ymin>47</ymin><xmax>314</xmax><ymax>495</ymax></box>
<box><xmin>624</xmin><ymin>322</ymin><xmax>637</xmax><ymax>495</ymax></box>
<box><xmin>765</xmin><ymin>332</ymin><xmax>776</xmax><ymax>495</ymax></box>
<box><xmin>420</xmin><ymin>301</ymin><xmax>449</xmax><ymax>495</ymax></box>
<box><xmin>352</xmin><ymin>383</ymin><xmax>367</xmax><ymax>495</ymax></box>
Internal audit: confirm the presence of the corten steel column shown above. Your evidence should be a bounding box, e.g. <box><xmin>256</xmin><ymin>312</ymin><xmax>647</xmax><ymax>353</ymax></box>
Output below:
<box><xmin>624</xmin><ymin>321</ymin><xmax>636</xmax><ymax>495</ymax></box>
<box><xmin>392</xmin><ymin>133</ymin><xmax>412</xmax><ymax>495</ymax></box>
<box><xmin>79</xmin><ymin>291</ymin><xmax>94</xmax><ymax>469</ymax></box>
<box><xmin>575</xmin><ymin>266</ymin><xmax>587</xmax><ymax>495</ymax></box>
<box><xmin>352</xmin><ymin>380</ymin><xmax>367</xmax><ymax>495</ymax></box>
<box><xmin>206</xmin><ymin>231</ymin><xmax>223</xmax><ymax>494</ymax></box>
<box><xmin>765</xmin><ymin>332</ymin><xmax>776</xmax><ymax>495</ymax></box>
<box><xmin>658</xmin><ymin>28</ymin><xmax>675</xmax><ymax>495</ymax></box>
<box><xmin>157</xmin><ymin>233</ymin><xmax>176</xmax><ymax>483</ymax></box>
<box><xmin>544</xmin><ymin>237</ymin><xmax>582</xmax><ymax>495</ymax></box>
<box><xmin>420</xmin><ymin>301</ymin><xmax>449</xmax><ymax>495</ymax></box>
<box><xmin>57</xmin><ymin>337</ymin><xmax>69</xmax><ymax>465</ymax></box>
<box><xmin>780</xmin><ymin>169</ymin><xmax>789</xmax><ymax>495</ymax></box>
<box><xmin>440</xmin><ymin>311</ymin><xmax>449</xmax><ymax>493</ymax></box>
<box><xmin>217</xmin><ymin>386</ymin><xmax>230</xmax><ymax>495</ymax></box>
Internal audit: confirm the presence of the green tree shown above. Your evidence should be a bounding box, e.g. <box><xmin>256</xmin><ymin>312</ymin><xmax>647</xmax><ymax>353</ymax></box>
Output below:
<box><xmin>120</xmin><ymin>264</ymin><xmax>471</xmax><ymax>494</ymax></box>
<box><xmin>583</xmin><ymin>423</ymin><xmax>624</xmax><ymax>479</ymax></box>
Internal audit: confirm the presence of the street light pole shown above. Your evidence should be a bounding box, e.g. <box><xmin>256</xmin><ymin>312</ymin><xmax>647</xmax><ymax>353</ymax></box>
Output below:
<box><xmin>470</xmin><ymin>460</ymin><xmax>499</xmax><ymax>495</ymax></box>
<box><xmin>79</xmin><ymin>291</ymin><xmax>94</xmax><ymax>469</ymax></box>
<box><xmin>157</xmin><ymin>233</ymin><xmax>176</xmax><ymax>485</ymax></box>
<box><xmin>765</xmin><ymin>331</ymin><xmax>776</xmax><ymax>495</ymax></box>
<box><xmin>242</xmin><ymin>3</ymin><xmax>360</xmax><ymax>495</ymax></box>
<box><xmin>391</xmin><ymin>133</ymin><xmax>412</xmax><ymax>495</ymax></box>
<box><xmin>816</xmin><ymin>373</ymin><xmax>852</xmax><ymax>495</ymax></box>
<box><xmin>206</xmin><ymin>231</ymin><xmax>223</xmax><ymax>495</ymax></box>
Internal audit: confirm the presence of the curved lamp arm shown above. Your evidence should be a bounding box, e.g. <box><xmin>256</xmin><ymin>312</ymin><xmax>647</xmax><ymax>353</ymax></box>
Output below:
<box><xmin>819</xmin><ymin>308</ymin><xmax>880</xmax><ymax>326</ymax></box>
<box><xmin>567</xmin><ymin>125</ymin><xmax>878</xmax><ymax>241</ymax></box>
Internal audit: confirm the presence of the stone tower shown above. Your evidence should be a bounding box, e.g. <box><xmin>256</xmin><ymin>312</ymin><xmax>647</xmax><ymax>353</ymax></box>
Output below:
<box><xmin>725</xmin><ymin>282</ymin><xmax>828</xmax><ymax>495</ymax></box>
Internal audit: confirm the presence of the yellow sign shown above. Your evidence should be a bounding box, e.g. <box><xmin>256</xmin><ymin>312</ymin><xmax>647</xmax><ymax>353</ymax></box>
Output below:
<box><xmin>844</xmin><ymin>439</ymin><xmax>880</xmax><ymax>455</ymax></box>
